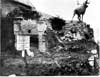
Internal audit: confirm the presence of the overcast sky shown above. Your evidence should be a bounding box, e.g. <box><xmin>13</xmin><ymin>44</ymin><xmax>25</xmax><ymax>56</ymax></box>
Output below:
<box><xmin>29</xmin><ymin>0</ymin><xmax>100</xmax><ymax>42</ymax></box>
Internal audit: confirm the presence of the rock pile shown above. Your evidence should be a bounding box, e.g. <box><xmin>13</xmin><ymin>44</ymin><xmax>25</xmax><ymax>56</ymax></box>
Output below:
<box><xmin>1</xmin><ymin>0</ymin><xmax>99</xmax><ymax>76</ymax></box>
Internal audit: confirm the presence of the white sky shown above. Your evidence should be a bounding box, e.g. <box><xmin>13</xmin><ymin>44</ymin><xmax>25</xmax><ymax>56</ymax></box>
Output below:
<box><xmin>29</xmin><ymin>0</ymin><xmax>100</xmax><ymax>42</ymax></box>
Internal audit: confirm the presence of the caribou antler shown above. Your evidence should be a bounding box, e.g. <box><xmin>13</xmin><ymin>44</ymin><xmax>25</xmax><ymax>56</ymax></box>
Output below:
<box><xmin>77</xmin><ymin>0</ymin><xmax>80</xmax><ymax>5</ymax></box>
<box><xmin>85</xmin><ymin>0</ymin><xmax>90</xmax><ymax>4</ymax></box>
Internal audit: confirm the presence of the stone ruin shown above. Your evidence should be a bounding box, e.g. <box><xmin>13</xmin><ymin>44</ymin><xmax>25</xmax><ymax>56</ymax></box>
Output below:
<box><xmin>13</xmin><ymin>17</ymin><xmax>50</xmax><ymax>57</ymax></box>
<box><xmin>1</xmin><ymin>0</ymin><xmax>99</xmax><ymax>76</ymax></box>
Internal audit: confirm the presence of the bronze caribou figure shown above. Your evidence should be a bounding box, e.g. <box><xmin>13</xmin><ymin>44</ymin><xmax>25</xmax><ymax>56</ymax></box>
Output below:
<box><xmin>72</xmin><ymin>0</ymin><xmax>90</xmax><ymax>21</ymax></box>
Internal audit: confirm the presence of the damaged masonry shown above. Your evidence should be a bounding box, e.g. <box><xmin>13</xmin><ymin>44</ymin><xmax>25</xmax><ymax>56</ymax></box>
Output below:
<box><xmin>1</xmin><ymin>0</ymin><xmax>100</xmax><ymax>76</ymax></box>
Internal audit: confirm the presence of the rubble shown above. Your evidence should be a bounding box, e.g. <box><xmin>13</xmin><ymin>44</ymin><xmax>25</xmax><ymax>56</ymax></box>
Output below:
<box><xmin>1</xmin><ymin>0</ymin><xmax>99</xmax><ymax>76</ymax></box>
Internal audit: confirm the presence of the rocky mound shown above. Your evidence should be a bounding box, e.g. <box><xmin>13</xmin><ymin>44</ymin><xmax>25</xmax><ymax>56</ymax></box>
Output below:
<box><xmin>1</xmin><ymin>0</ymin><xmax>99</xmax><ymax>76</ymax></box>
<box><xmin>1</xmin><ymin>21</ymin><xmax>99</xmax><ymax>76</ymax></box>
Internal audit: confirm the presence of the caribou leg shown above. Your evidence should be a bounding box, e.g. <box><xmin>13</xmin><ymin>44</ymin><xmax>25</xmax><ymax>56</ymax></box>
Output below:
<box><xmin>77</xmin><ymin>15</ymin><xmax>81</xmax><ymax>21</ymax></box>
<box><xmin>72</xmin><ymin>12</ymin><xmax>75</xmax><ymax>21</ymax></box>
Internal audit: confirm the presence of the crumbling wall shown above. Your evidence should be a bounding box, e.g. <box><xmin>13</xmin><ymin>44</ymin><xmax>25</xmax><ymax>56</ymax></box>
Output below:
<box><xmin>1</xmin><ymin>0</ymin><xmax>99</xmax><ymax>76</ymax></box>
<box><xmin>1</xmin><ymin>0</ymin><xmax>41</xmax><ymax>52</ymax></box>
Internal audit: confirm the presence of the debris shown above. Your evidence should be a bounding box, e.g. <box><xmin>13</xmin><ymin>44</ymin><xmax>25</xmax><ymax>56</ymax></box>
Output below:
<box><xmin>1</xmin><ymin>0</ymin><xmax>99</xmax><ymax>76</ymax></box>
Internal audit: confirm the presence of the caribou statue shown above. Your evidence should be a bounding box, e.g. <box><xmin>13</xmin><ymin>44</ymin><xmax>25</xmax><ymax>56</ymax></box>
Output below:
<box><xmin>72</xmin><ymin>0</ymin><xmax>90</xmax><ymax>21</ymax></box>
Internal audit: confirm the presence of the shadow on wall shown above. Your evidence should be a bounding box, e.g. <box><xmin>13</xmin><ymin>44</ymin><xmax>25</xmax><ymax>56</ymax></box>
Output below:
<box><xmin>1</xmin><ymin>17</ymin><xmax>15</xmax><ymax>52</ymax></box>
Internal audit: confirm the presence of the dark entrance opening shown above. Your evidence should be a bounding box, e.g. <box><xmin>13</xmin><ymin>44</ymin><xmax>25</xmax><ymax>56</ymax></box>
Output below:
<box><xmin>30</xmin><ymin>35</ymin><xmax>38</xmax><ymax>48</ymax></box>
